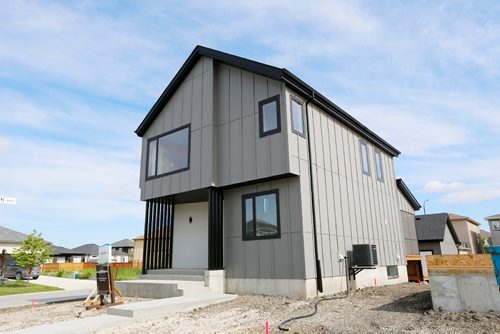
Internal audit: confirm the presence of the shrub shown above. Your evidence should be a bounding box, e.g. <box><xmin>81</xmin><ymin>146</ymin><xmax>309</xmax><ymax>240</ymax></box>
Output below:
<box><xmin>79</xmin><ymin>271</ymin><xmax>92</xmax><ymax>280</ymax></box>
<box><xmin>56</xmin><ymin>269</ymin><xmax>65</xmax><ymax>278</ymax></box>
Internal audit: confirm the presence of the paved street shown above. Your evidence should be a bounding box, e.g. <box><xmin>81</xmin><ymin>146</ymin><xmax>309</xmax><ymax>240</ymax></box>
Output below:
<box><xmin>0</xmin><ymin>276</ymin><xmax>96</xmax><ymax>309</ymax></box>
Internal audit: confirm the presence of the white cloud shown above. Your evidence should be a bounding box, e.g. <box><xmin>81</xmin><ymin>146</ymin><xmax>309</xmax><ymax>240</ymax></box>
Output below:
<box><xmin>441</xmin><ymin>185</ymin><xmax>500</xmax><ymax>204</ymax></box>
<box><xmin>422</xmin><ymin>181</ymin><xmax>465</xmax><ymax>193</ymax></box>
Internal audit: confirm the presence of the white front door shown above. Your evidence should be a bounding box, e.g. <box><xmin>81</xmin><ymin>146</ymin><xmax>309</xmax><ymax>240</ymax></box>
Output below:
<box><xmin>172</xmin><ymin>202</ymin><xmax>208</xmax><ymax>269</ymax></box>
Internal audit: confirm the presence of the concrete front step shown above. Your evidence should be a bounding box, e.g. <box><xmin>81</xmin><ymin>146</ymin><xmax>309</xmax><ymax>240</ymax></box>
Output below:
<box><xmin>115</xmin><ymin>280</ymin><xmax>182</xmax><ymax>299</ymax></box>
<box><xmin>147</xmin><ymin>268</ymin><xmax>206</xmax><ymax>276</ymax></box>
<box><xmin>140</xmin><ymin>274</ymin><xmax>205</xmax><ymax>281</ymax></box>
<box><xmin>107</xmin><ymin>293</ymin><xmax>237</xmax><ymax>319</ymax></box>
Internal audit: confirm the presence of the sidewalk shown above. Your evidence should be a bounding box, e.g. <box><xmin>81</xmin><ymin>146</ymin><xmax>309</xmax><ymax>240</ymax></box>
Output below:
<box><xmin>0</xmin><ymin>276</ymin><xmax>96</xmax><ymax>309</ymax></box>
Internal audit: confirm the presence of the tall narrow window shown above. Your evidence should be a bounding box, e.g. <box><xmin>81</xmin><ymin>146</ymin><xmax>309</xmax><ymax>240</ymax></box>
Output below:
<box><xmin>360</xmin><ymin>140</ymin><xmax>370</xmax><ymax>176</ymax></box>
<box><xmin>259</xmin><ymin>95</ymin><xmax>281</xmax><ymax>137</ymax></box>
<box><xmin>374</xmin><ymin>149</ymin><xmax>384</xmax><ymax>182</ymax></box>
<box><xmin>146</xmin><ymin>124</ymin><xmax>190</xmax><ymax>179</ymax></box>
<box><xmin>290</xmin><ymin>97</ymin><xmax>305</xmax><ymax>136</ymax></box>
<box><xmin>242</xmin><ymin>189</ymin><xmax>280</xmax><ymax>240</ymax></box>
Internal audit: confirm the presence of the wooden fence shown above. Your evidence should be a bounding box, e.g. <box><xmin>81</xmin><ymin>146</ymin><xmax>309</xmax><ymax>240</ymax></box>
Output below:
<box><xmin>42</xmin><ymin>261</ymin><xmax>142</xmax><ymax>272</ymax></box>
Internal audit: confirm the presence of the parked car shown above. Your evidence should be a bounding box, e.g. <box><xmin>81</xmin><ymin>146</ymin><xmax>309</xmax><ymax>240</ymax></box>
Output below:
<box><xmin>2</xmin><ymin>262</ymin><xmax>41</xmax><ymax>280</ymax></box>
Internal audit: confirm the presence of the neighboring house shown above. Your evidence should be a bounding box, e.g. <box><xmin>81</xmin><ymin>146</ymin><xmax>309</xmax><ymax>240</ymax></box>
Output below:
<box><xmin>135</xmin><ymin>46</ymin><xmax>412</xmax><ymax>298</ymax></box>
<box><xmin>396</xmin><ymin>179</ymin><xmax>422</xmax><ymax>281</ymax></box>
<box><xmin>449</xmin><ymin>213</ymin><xmax>482</xmax><ymax>254</ymax></box>
<box><xmin>415</xmin><ymin>213</ymin><xmax>460</xmax><ymax>255</ymax></box>
<box><xmin>480</xmin><ymin>229</ymin><xmax>492</xmax><ymax>248</ymax></box>
<box><xmin>0</xmin><ymin>226</ymin><xmax>27</xmax><ymax>255</ymax></box>
<box><xmin>50</xmin><ymin>245</ymin><xmax>84</xmax><ymax>263</ymax></box>
<box><xmin>485</xmin><ymin>214</ymin><xmax>500</xmax><ymax>245</ymax></box>
<box><xmin>112</xmin><ymin>239</ymin><xmax>134</xmax><ymax>254</ymax></box>
<box><xmin>68</xmin><ymin>243</ymin><xmax>129</xmax><ymax>263</ymax></box>
<box><xmin>132</xmin><ymin>235</ymin><xmax>144</xmax><ymax>263</ymax></box>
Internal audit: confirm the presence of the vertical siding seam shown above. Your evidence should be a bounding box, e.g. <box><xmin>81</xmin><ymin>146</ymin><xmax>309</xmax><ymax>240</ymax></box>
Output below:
<box><xmin>326</xmin><ymin>117</ymin><xmax>340</xmax><ymax>275</ymax></box>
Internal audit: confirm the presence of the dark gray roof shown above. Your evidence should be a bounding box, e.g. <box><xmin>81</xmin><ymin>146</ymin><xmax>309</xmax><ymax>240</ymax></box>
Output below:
<box><xmin>112</xmin><ymin>239</ymin><xmax>134</xmax><ymax>248</ymax></box>
<box><xmin>415</xmin><ymin>213</ymin><xmax>460</xmax><ymax>244</ymax></box>
<box><xmin>135</xmin><ymin>45</ymin><xmax>400</xmax><ymax>157</ymax></box>
<box><xmin>50</xmin><ymin>245</ymin><xmax>85</xmax><ymax>255</ymax></box>
<box><xmin>71</xmin><ymin>243</ymin><xmax>99</xmax><ymax>255</ymax></box>
<box><xmin>396</xmin><ymin>179</ymin><xmax>421</xmax><ymax>210</ymax></box>
<box><xmin>0</xmin><ymin>226</ymin><xmax>28</xmax><ymax>243</ymax></box>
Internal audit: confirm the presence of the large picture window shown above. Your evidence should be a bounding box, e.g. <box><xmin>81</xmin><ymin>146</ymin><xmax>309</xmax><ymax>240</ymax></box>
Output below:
<box><xmin>146</xmin><ymin>124</ymin><xmax>190</xmax><ymax>179</ymax></box>
<box><xmin>242</xmin><ymin>189</ymin><xmax>280</xmax><ymax>240</ymax></box>
<box><xmin>290</xmin><ymin>97</ymin><xmax>305</xmax><ymax>136</ymax></box>
<box><xmin>360</xmin><ymin>140</ymin><xmax>371</xmax><ymax>176</ymax></box>
<box><xmin>259</xmin><ymin>95</ymin><xmax>281</xmax><ymax>137</ymax></box>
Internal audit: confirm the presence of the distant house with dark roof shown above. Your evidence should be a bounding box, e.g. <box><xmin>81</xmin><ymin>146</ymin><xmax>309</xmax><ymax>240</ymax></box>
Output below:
<box><xmin>65</xmin><ymin>243</ymin><xmax>129</xmax><ymax>263</ymax></box>
<box><xmin>0</xmin><ymin>226</ymin><xmax>28</xmax><ymax>255</ymax></box>
<box><xmin>112</xmin><ymin>239</ymin><xmax>134</xmax><ymax>254</ymax></box>
<box><xmin>415</xmin><ymin>213</ymin><xmax>460</xmax><ymax>255</ymax></box>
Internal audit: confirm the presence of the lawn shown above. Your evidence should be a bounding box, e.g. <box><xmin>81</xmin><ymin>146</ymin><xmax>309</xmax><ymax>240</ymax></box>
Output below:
<box><xmin>43</xmin><ymin>267</ymin><xmax>141</xmax><ymax>281</ymax></box>
<box><xmin>0</xmin><ymin>280</ymin><xmax>62</xmax><ymax>296</ymax></box>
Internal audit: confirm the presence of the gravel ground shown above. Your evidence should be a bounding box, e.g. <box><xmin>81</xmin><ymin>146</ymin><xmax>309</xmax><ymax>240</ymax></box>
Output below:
<box><xmin>91</xmin><ymin>283</ymin><xmax>500</xmax><ymax>334</ymax></box>
<box><xmin>0</xmin><ymin>297</ymin><xmax>148</xmax><ymax>332</ymax></box>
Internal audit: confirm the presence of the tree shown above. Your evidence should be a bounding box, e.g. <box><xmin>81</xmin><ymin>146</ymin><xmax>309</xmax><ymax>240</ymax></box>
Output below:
<box><xmin>12</xmin><ymin>230</ymin><xmax>52</xmax><ymax>286</ymax></box>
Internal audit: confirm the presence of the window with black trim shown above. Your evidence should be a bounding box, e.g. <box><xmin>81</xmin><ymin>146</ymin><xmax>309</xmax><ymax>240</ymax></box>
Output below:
<box><xmin>374</xmin><ymin>149</ymin><xmax>384</xmax><ymax>182</ymax></box>
<box><xmin>359</xmin><ymin>140</ymin><xmax>370</xmax><ymax>176</ymax></box>
<box><xmin>242</xmin><ymin>189</ymin><xmax>280</xmax><ymax>240</ymax></box>
<box><xmin>146</xmin><ymin>124</ymin><xmax>190</xmax><ymax>179</ymax></box>
<box><xmin>259</xmin><ymin>95</ymin><xmax>281</xmax><ymax>137</ymax></box>
<box><xmin>387</xmin><ymin>265</ymin><xmax>399</xmax><ymax>279</ymax></box>
<box><xmin>290</xmin><ymin>97</ymin><xmax>305</xmax><ymax>136</ymax></box>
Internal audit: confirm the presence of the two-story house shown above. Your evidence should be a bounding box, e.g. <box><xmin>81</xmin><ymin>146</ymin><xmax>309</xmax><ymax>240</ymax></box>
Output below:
<box><xmin>449</xmin><ymin>213</ymin><xmax>482</xmax><ymax>254</ymax></box>
<box><xmin>135</xmin><ymin>46</ymin><xmax>411</xmax><ymax>298</ymax></box>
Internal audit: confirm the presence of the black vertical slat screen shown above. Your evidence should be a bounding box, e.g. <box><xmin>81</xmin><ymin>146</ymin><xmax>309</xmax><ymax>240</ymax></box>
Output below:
<box><xmin>142</xmin><ymin>196</ymin><xmax>175</xmax><ymax>274</ymax></box>
<box><xmin>208</xmin><ymin>187</ymin><xmax>224</xmax><ymax>270</ymax></box>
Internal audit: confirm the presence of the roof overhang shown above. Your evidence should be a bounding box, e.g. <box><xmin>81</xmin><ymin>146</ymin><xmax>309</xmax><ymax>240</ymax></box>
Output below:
<box><xmin>396</xmin><ymin>179</ymin><xmax>421</xmax><ymax>210</ymax></box>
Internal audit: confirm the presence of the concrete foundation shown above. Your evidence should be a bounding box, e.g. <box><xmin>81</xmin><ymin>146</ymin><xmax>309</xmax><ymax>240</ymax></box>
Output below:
<box><xmin>427</xmin><ymin>254</ymin><xmax>499</xmax><ymax>312</ymax></box>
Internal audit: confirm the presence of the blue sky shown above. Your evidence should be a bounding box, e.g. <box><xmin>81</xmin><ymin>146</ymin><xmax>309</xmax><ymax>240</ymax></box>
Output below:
<box><xmin>0</xmin><ymin>0</ymin><xmax>499</xmax><ymax>247</ymax></box>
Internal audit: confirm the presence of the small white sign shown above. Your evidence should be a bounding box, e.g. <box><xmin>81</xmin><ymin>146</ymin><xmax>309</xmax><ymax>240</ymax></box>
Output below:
<box><xmin>0</xmin><ymin>197</ymin><xmax>16</xmax><ymax>205</ymax></box>
<box><xmin>98</xmin><ymin>244</ymin><xmax>112</xmax><ymax>264</ymax></box>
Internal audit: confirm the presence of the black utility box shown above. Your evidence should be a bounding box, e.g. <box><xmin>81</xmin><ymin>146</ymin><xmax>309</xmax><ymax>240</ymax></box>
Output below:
<box><xmin>352</xmin><ymin>244</ymin><xmax>378</xmax><ymax>266</ymax></box>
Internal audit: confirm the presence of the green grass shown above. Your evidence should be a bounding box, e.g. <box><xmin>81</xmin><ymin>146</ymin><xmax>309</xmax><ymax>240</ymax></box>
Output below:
<box><xmin>0</xmin><ymin>280</ymin><xmax>62</xmax><ymax>296</ymax></box>
<box><xmin>43</xmin><ymin>266</ymin><xmax>141</xmax><ymax>281</ymax></box>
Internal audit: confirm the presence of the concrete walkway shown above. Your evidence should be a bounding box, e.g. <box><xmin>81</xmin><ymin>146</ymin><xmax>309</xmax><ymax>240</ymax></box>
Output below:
<box><xmin>6</xmin><ymin>293</ymin><xmax>237</xmax><ymax>334</ymax></box>
<box><xmin>0</xmin><ymin>276</ymin><xmax>96</xmax><ymax>309</ymax></box>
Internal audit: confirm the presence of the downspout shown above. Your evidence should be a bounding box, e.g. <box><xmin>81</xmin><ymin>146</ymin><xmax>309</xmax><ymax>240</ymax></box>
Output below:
<box><xmin>305</xmin><ymin>92</ymin><xmax>323</xmax><ymax>293</ymax></box>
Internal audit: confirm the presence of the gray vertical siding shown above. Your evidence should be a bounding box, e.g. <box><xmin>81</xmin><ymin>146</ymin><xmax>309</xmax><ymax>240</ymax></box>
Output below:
<box><xmin>285</xmin><ymin>88</ymin><xmax>406</xmax><ymax>279</ymax></box>
<box><xmin>224</xmin><ymin>177</ymin><xmax>306</xmax><ymax>279</ymax></box>
<box><xmin>398</xmin><ymin>190</ymin><xmax>419</xmax><ymax>255</ymax></box>
<box><xmin>214</xmin><ymin>63</ymin><xmax>289</xmax><ymax>187</ymax></box>
<box><xmin>140</xmin><ymin>57</ymin><xmax>215</xmax><ymax>201</ymax></box>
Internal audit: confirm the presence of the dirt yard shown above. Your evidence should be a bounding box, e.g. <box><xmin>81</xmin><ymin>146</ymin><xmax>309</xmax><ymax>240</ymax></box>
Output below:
<box><xmin>1</xmin><ymin>284</ymin><xmax>499</xmax><ymax>333</ymax></box>
<box><xmin>93</xmin><ymin>283</ymin><xmax>500</xmax><ymax>333</ymax></box>
<box><xmin>0</xmin><ymin>297</ymin><xmax>147</xmax><ymax>332</ymax></box>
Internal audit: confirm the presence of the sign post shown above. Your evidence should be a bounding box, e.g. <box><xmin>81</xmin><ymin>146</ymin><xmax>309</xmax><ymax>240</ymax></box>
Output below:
<box><xmin>0</xmin><ymin>197</ymin><xmax>16</xmax><ymax>205</ymax></box>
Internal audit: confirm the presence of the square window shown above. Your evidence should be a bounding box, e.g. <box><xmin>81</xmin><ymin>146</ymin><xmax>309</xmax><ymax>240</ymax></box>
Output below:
<box><xmin>259</xmin><ymin>95</ymin><xmax>281</xmax><ymax>137</ymax></box>
<box><xmin>146</xmin><ymin>124</ymin><xmax>190</xmax><ymax>179</ymax></box>
<box><xmin>374</xmin><ymin>149</ymin><xmax>384</xmax><ymax>182</ymax></box>
<box><xmin>387</xmin><ymin>265</ymin><xmax>399</xmax><ymax>279</ymax></box>
<box><xmin>359</xmin><ymin>140</ymin><xmax>371</xmax><ymax>176</ymax></box>
<box><xmin>290</xmin><ymin>97</ymin><xmax>305</xmax><ymax>136</ymax></box>
<box><xmin>242</xmin><ymin>190</ymin><xmax>280</xmax><ymax>240</ymax></box>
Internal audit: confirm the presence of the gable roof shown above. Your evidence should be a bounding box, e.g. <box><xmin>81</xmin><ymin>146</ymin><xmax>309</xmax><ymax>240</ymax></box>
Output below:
<box><xmin>50</xmin><ymin>245</ymin><xmax>85</xmax><ymax>255</ymax></box>
<box><xmin>135</xmin><ymin>45</ymin><xmax>400</xmax><ymax>157</ymax></box>
<box><xmin>396</xmin><ymin>179</ymin><xmax>421</xmax><ymax>210</ymax></box>
<box><xmin>448</xmin><ymin>213</ymin><xmax>480</xmax><ymax>226</ymax></box>
<box><xmin>71</xmin><ymin>243</ymin><xmax>99</xmax><ymax>255</ymax></box>
<box><xmin>0</xmin><ymin>226</ymin><xmax>28</xmax><ymax>243</ymax></box>
<box><xmin>485</xmin><ymin>213</ymin><xmax>500</xmax><ymax>220</ymax></box>
<box><xmin>112</xmin><ymin>239</ymin><xmax>134</xmax><ymax>248</ymax></box>
<box><xmin>415</xmin><ymin>213</ymin><xmax>460</xmax><ymax>245</ymax></box>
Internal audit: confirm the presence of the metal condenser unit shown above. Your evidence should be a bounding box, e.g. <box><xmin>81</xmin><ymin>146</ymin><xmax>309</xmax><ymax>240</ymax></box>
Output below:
<box><xmin>352</xmin><ymin>244</ymin><xmax>378</xmax><ymax>266</ymax></box>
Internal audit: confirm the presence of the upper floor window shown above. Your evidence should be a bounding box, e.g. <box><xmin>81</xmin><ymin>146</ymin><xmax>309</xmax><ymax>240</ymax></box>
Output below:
<box><xmin>359</xmin><ymin>140</ymin><xmax>370</xmax><ymax>176</ymax></box>
<box><xmin>259</xmin><ymin>95</ymin><xmax>281</xmax><ymax>137</ymax></box>
<box><xmin>290</xmin><ymin>97</ymin><xmax>305</xmax><ymax>136</ymax></box>
<box><xmin>242</xmin><ymin>189</ymin><xmax>280</xmax><ymax>240</ymax></box>
<box><xmin>374</xmin><ymin>149</ymin><xmax>384</xmax><ymax>182</ymax></box>
<box><xmin>146</xmin><ymin>124</ymin><xmax>190</xmax><ymax>179</ymax></box>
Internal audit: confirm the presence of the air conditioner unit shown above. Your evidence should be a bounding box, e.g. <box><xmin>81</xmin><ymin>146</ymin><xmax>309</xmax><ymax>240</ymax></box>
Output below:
<box><xmin>352</xmin><ymin>244</ymin><xmax>378</xmax><ymax>266</ymax></box>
